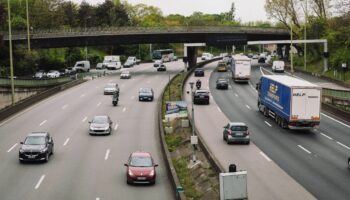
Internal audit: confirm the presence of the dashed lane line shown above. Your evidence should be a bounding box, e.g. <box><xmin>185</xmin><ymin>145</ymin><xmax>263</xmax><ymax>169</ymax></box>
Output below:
<box><xmin>105</xmin><ymin>149</ymin><xmax>110</xmax><ymax>160</ymax></box>
<box><xmin>63</xmin><ymin>138</ymin><xmax>70</xmax><ymax>146</ymax></box>
<box><xmin>34</xmin><ymin>175</ymin><xmax>45</xmax><ymax>190</ymax></box>
<box><xmin>259</xmin><ymin>151</ymin><xmax>271</xmax><ymax>162</ymax></box>
<box><xmin>320</xmin><ymin>132</ymin><xmax>333</xmax><ymax>140</ymax></box>
<box><xmin>114</xmin><ymin>124</ymin><xmax>119</xmax><ymax>131</ymax></box>
<box><xmin>264</xmin><ymin>121</ymin><xmax>272</xmax><ymax>127</ymax></box>
<box><xmin>298</xmin><ymin>145</ymin><xmax>312</xmax><ymax>154</ymax></box>
<box><xmin>7</xmin><ymin>143</ymin><xmax>18</xmax><ymax>153</ymax></box>
<box><xmin>245</xmin><ymin>105</ymin><xmax>251</xmax><ymax>110</ymax></box>
<box><xmin>82</xmin><ymin>117</ymin><xmax>87</xmax><ymax>122</ymax></box>
<box><xmin>336</xmin><ymin>141</ymin><xmax>350</xmax><ymax>150</ymax></box>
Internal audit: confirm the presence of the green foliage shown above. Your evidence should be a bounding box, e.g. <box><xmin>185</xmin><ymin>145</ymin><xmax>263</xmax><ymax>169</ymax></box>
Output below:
<box><xmin>165</xmin><ymin>134</ymin><xmax>183</xmax><ymax>152</ymax></box>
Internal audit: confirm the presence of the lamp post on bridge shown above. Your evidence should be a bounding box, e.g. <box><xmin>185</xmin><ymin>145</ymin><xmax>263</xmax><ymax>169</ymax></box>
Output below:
<box><xmin>7</xmin><ymin>0</ymin><xmax>15</xmax><ymax>105</ymax></box>
<box><xmin>84</xmin><ymin>16</ymin><xmax>91</xmax><ymax>60</ymax></box>
<box><xmin>25</xmin><ymin>0</ymin><xmax>31</xmax><ymax>52</ymax></box>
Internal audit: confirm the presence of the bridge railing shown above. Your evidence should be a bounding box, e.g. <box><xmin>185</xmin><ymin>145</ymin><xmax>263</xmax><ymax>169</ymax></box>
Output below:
<box><xmin>0</xmin><ymin>76</ymin><xmax>72</xmax><ymax>87</ymax></box>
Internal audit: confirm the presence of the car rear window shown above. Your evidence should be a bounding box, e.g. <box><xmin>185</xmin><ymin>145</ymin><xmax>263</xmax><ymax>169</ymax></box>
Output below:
<box><xmin>231</xmin><ymin>126</ymin><xmax>247</xmax><ymax>131</ymax></box>
<box><xmin>130</xmin><ymin>156</ymin><xmax>152</xmax><ymax>167</ymax></box>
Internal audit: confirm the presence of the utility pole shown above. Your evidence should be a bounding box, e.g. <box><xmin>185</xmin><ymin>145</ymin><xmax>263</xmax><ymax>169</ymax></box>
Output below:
<box><xmin>189</xmin><ymin>82</ymin><xmax>196</xmax><ymax>163</ymax></box>
<box><xmin>25</xmin><ymin>0</ymin><xmax>31</xmax><ymax>52</ymax></box>
<box><xmin>7</xmin><ymin>0</ymin><xmax>15</xmax><ymax>104</ymax></box>
<box><xmin>290</xmin><ymin>19</ymin><xmax>294</xmax><ymax>74</ymax></box>
<box><xmin>303</xmin><ymin>0</ymin><xmax>308</xmax><ymax>71</ymax></box>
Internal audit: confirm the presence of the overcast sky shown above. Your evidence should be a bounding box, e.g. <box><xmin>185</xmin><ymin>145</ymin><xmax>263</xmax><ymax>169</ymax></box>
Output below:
<box><xmin>72</xmin><ymin>0</ymin><xmax>268</xmax><ymax>22</ymax></box>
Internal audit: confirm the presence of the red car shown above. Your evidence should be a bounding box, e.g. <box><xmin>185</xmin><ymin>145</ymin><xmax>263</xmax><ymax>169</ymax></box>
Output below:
<box><xmin>124</xmin><ymin>152</ymin><xmax>158</xmax><ymax>185</ymax></box>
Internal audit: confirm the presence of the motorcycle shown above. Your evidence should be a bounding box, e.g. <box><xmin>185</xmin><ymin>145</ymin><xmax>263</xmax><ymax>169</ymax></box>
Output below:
<box><xmin>196</xmin><ymin>80</ymin><xmax>201</xmax><ymax>90</ymax></box>
<box><xmin>112</xmin><ymin>95</ymin><xmax>119</xmax><ymax>106</ymax></box>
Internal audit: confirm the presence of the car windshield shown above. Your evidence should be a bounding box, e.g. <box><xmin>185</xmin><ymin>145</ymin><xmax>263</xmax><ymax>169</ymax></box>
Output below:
<box><xmin>231</xmin><ymin>126</ymin><xmax>248</xmax><ymax>131</ymax></box>
<box><xmin>130</xmin><ymin>156</ymin><xmax>152</xmax><ymax>167</ymax></box>
<box><xmin>105</xmin><ymin>84</ymin><xmax>116</xmax><ymax>89</ymax></box>
<box><xmin>92</xmin><ymin>116</ymin><xmax>108</xmax><ymax>124</ymax></box>
<box><xmin>122</xmin><ymin>71</ymin><xmax>130</xmax><ymax>75</ymax></box>
<box><xmin>24</xmin><ymin>136</ymin><xmax>46</xmax><ymax>145</ymax></box>
<box><xmin>140</xmin><ymin>88</ymin><xmax>151</xmax><ymax>93</ymax></box>
<box><xmin>218</xmin><ymin>79</ymin><xmax>227</xmax><ymax>83</ymax></box>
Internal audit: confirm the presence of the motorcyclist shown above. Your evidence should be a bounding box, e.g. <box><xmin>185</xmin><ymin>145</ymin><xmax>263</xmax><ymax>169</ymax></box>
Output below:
<box><xmin>112</xmin><ymin>91</ymin><xmax>119</xmax><ymax>104</ymax></box>
<box><xmin>196</xmin><ymin>79</ymin><xmax>201</xmax><ymax>89</ymax></box>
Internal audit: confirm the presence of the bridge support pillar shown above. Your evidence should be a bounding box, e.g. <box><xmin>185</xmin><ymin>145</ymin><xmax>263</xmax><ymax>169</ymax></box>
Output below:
<box><xmin>187</xmin><ymin>47</ymin><xmax>197</xmax><ymax>69</ymax></box>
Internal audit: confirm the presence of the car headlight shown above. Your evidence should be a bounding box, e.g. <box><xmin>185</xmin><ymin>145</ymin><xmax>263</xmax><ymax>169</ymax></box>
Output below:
<box><xmin>19</xmin><ymin>149</ymin><xmax>24</xmax><ymax>153</ymax></box>
<box><xmin>128</xmin><ymin>169</ymin><xmax>134</xmax><ymax>176</ymax></box>
<box><xmin>149</xmin><ymin>169</ymin><xmax>154</xmax><ymax>176</ymax></box>
<box><xmin>40</xmin><ymin>148</ymin><xmax>48</xmax><ymax>153</ymax></box>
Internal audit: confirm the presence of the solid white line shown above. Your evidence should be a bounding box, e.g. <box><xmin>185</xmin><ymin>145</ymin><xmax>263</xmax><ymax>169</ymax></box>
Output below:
<box><xmin>122</xmin><ymin>107</ymin><xmax>126</xmax><ymax>112</ymax></box>
<box><xmin>264</xmin><ymin>121</ymin><xmax>272</xmax><ymax>127</ymax></box>
<box><xmin>97</xmin><ymin>102</ymin><xmax>101</xmax><ymax>107</ymax></box>
<box><xmin>62</xmin><ymin>104</ymin><xmax>68</xmax><ymax>109</ymax></box>
<box><xmin>336</xmin><ymin>141</ymin><xmax>350</xmax><ymax>150</ymax></box>
<box><xmin>298</xmin><ymin>145</ymin><xmax>312</xmax><ymax>154</ymax></box>
<box><xmin>217</xmin><ymin>107</ymin><xmax>222</xmax><ymax>113</ymax></box>
<box><xmin>105</xmin><ymin>149</ymin><xmax>110</xmax><ymax>160</ymax></box>
<box><xmin>259</xmin><ymin>151</ymin><xmax>271</xmax><ymax>162</ymax></box>
<box><xmin>245</xmin><ymin>105</ymin><xmax>251</xmax><ymax>110</ymax></box>
<box><xmin>7</xmin><ymin>143</ymin><xmax>18</xmax><ymax>153</ymax></box>
<box><xmin>260</xmin><ymin>67</ymin><xmax>265</xmax><ymax>75</ymax></box>
<box><xmin>63</xmin><ymin>138</ymin><xmax>70</xmax><ymax>146</ymax></box>
<box><xmin>320</xmin><ymin>132</ymin><xmax>333</xmax><ymax>140</ymax></box>
<box><xmin>35</xmin><ymin>175</ymin><xmax>45</xmax><ymax>190</ymax></box>
<box><xmin>114</xmin><ymin>124</ymin><xmax>119</xmax><ymax>131</ymax></box>
<box><xmin>321</xmin><ymin>113</ymin><xmax>350</xmax><ymax>129</ymax></box>
<box><xmin>234</xmin><ymin>93</ymin><xmax>238</xmax><ymax>97</ymax></box>
<box><xmin>96</xmin><ymin>198</ymin><xmax>100</xmax><ymax>200</ymax></box>
<box><xmin>39</xmin><ymin>120</ymin><xmax>47</xmax><ymax>126</ymax></box>
<box><xmin>82</xmin><ymin>117</ymin><xmax>87</xmax><ymax>122</ymax></box>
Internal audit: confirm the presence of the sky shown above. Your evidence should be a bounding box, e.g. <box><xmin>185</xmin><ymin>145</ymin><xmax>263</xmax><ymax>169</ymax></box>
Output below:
<box><xmin>71</xmin><ymin>0</ymin><xmax>269</xmax><ymax>22</ymax></box>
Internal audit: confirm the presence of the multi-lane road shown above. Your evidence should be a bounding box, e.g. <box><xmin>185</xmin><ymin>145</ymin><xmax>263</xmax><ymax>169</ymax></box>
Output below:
<box><xmin>0</xmin><ymin>62</ymin><xmax>184</xmax><ymax>200</ymax></box>
<box><xmin>185</xmin><ymin>60</ymin><xmax>350</xmax><ymax>199</ymax></box>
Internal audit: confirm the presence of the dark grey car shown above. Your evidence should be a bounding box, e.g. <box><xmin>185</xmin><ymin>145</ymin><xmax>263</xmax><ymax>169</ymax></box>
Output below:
<box><xmin>223</xmin><ymin>122</ymin><xmax>250</xmax><ymax>144</ymax></box>
<box><xmin>216</xmin><ymin>78</ymin><xmax>229</xmax><ymax>89</ymax></box>
<box><xmin>89</xmin><ymin>116</ymin><xmax>113</xmax><ymax>135</ymax></box>
<box><xmin>139</xmin><ymin>88</ymin><xmax>154</xmax><ymax>101</ymax></box>
<box><xmin>19</xmin><ymin>132</ymin><xmax>54</xmax><ymax>162</ymax></box>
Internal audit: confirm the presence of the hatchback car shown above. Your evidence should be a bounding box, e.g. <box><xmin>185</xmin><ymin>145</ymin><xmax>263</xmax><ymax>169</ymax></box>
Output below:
<box><xmin>193</xmin><ymin>90</ymin><xmax>210</xmax><ymax>105</ymax></box>
<box><xmin>19</xmin><ymin>132</ymin><xmax>54</xmax><ymax>162</ymax></box>
<box><xmin>120</xmin><ymin>71</ymin><xmax>131</xmax><ymax>79</ymax></box>
<box><xmin>217</xmin><ymin>62</ymin><xmax>228</xmax><ymax>72</ymax></box>
<box><xmin>124</xmin><ymin>152</ymin><xmax>158</xmax><ymax>185</ymax></box>
<box><xmin>46</xmin><ymin>70</ymin><xmax>60</xmax><ymax>78</ymax></box>
<box><xmin>194</xmin><ymin>68</ymin><xmax>204</xmax><ymax>77</ymax></box>
<box><xmin>157</xmin><ymin>64</ymin><xmax>166</xmax><ymax>71</ymax></box>
<box><xmin>216</xmin><ymin>78</ymin><xmax>229</xmax><ymax>89</ymax></box>
<box><xmin>153</xmin><ymin>60</ymin><xmax>163</xmax><ymax>67</ymax></box>
<box><xmin>33</xmin><ymin>71</ymin><xmax>46</xmax><ymax>79</ymax></box>
<box><xmin>139</xmin><ymin>87</ymin><xmax>154</xmax><ymax>101</ymax></box>
<box><xmin>223</xmin><ymin>122</ymin><xmax>250</xmax><ymax>144</ymax></box>
<box><xmin>104</xmin><ymin>83</ymin><xmax>119</xmax><ymax>95</ymax></box>
<box><xmin>89</xmin><ymin>115</ymin><xmax>113</xmax><ymax>135</ymax></box>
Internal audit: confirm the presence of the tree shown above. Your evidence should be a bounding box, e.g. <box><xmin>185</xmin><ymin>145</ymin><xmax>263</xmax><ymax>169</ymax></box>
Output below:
<box><xmin>227</xmin><ymin>2</ymin><xmax>235</xmax><ymax>21</ymax></box>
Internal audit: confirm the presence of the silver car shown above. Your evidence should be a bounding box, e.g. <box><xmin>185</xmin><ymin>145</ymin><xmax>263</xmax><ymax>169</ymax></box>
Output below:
<box><xmin>120</xmin><ymin>71</ymin><xmax>131</xmax><ymax>79</ymax></box>
<box><xmin>89</xmin><ymin>116</ymin><xmax>113</xmax><ymax>135</ymax></box>
<box><xmin>223</xmin><ymin>122</ymin><xmax>250</xmax><ymax>144</ymax></box>
<box><xmin>104</xmin><ymin>83</ymin><xmax>119</xmax><ymax>95</ymax></box>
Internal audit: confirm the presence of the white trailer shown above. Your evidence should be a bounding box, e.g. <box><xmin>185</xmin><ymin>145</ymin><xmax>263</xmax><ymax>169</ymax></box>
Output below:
<box><xmin>231</xmin><ymin>55</ymin><xmax>251</xmax><ymax>83</ymax></box>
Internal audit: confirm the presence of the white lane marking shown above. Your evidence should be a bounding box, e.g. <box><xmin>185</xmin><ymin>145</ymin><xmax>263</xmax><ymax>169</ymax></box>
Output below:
<box><xmin>260</xmin><ymin>67</ymin><xmax>265</xmax><ymax>75</ymax></box>
<box><xmin>131</xmin><ymin>96</ymin><xmax>135</xmax><ymax>100</ymax></box>
<box><xmin>320</xmin><ymin>132</ymin><xmax>333</xmax><ymax>140</ymax></box>
<box><xmin>63</xmin><ymin>138</ymin><xmax>70</xmax><ymax>146</ymax></box>
<box><xmin>7</xmin><ymin>143</ymin><xmax>18</xmax><ymax>152</ymax></box>
<box><xmin>336</xmin><ymin>141</ymin><xmax>350</xmax><ymax>150</ymax></box>
<box><xmin>210</xmin><ymin>94</ymin><xmax>213</xmax><ymax>99</ymax></box>
<box><xmin>245</xmin><ymin>105</ymin><xmax>251</xmax><ymax>110</ymax></box>
<box><xmin>264</xmin><ymin>121</ymin><xmax>272</xmax><ymax>127</ymax></box>
<box><xmin>207</xmin><ymin>87</ymin><xmax>209</xmax><ymax>90</ymax></box>
<box><xmin>259</xmin><ymin>151</ymin><xmax>271</xmax><ymax>162</ymax></box>
<box><xmin>114</xmin><ymin>124</ymin><xmax>119</xmax><ymax>131</ymax></box>
<box><xmin>39</xmin><ymin>120</ymin><xmax>47</xmax><ymax>126</ymax></box>
<box><xmin>96</xmin><ymin>198</ymin><xmax>100</xmax><ymax>200</ymax></box>
<box><xmin>97</xmin><ymin>102</ymin><xmax>101</xmax><ymax>107</ymax></box>
<box><xmin>62</xmin><ymin>104</ymin><xmax>68</xmax><ymax>109</ymax></box>
<box><xmin>217</xmin><ymin>107</ymin><xmax>222</xmax><ymax>113</ymax></box>
<box><xmin>321</xmin><ymin>113</ymin><xmax>350</xmax><ymax>129</ymax></box>
<box><xmin>234</xmin><ymin>93</ymin><xmax>238</xmax><ymax>97</ymax></box>
<box><xmin>298</xmin><ymin>145</ymin><xmax>312</xmax><ymax>154</ymax></box>
<box><xmin>122</xmin><ymin>107</ymin><xmax>126</xmax><ymax>112</ymax></box>
<box><xmin>82</xmin><ymin>117</ymin><xmax>87</xmax><ymax>122</ymax></box>
<box><xmin>80</xmin><ymin>94</ymin><xmax>86</xmax><ymax>97</ymax></box>
<box><xmin>105</xmin><ymin>149</ymin><xmax>110</xmax><ymax>160</ymax></box>
<box><xmin>35</xmin><ymin>175</ymin><xmax>45</xmax><ymax>189</ymax></box>
<box><xmin>228</xmin><ymin>85</ymin><xmax>232</xmax><ymax>89</ymax></box>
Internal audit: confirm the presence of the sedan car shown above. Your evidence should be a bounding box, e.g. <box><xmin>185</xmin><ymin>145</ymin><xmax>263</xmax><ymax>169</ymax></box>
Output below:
<box><xmin>33</xmin><ymin>71</ymin><xmax>46</xmax><ymax>79</ymax></box>
<box><xmin>123</xmin><ymin>60</ymin><xmax>134</xmax><ymax>68</ymax></box>
<box><xmin>153</xmin><ymin>60</ymin><xmax>163</xmax><ymax>67</ymax></box>
<box><xmin>216</xmin><ymin>78</ymin><xmax>229</xmax><ymax>89</ymax></box>
<box><xmin>120</xmin><ymin>71</ymin><xmax>131</xmax><ymax>79</ymax></box>
<box><xmin>217</xmin><ymin>62</ymin><xmax>228</xmax><ymax>72</ymax></box>
<box><xmin>89</xmin><ymin>115</ymin><xmax>113</xmax><ymax>135</ymax></box>
<box><xmin>124</xmin><ymin>152</ymin><xmax>158</xmax><ymax>185</ymax></box>
<box><xmin>104</xmin><ymin>83</ymin><xmax>119</xmax><ymax>95</ymax></box>
<box><xmin>223</xmin><ymin>122</ymin><xmax>250</xmax><ymax>144</ymax></box>
<box><xmin>193</xmin><ymin>90</ymin><xmax>210</xmax><ymax>105</ymax></box>
<box><xmin>46</xmin><ymin>70</ymin><xmax>60</xmax><ymax>78</ymax></box>
<box><xmin>157</xmin><ymin>64</ymin><xmax>166</xmax><ymax>71</ymax></box>
<box><xmin>139</xmin><ymin>87</ymin><xmax>154</xmax><ymax>101</ymax></box>
<box><xmin>19</xmin><ymin>132</ymin><xmax>54</xmax><ymax>162</ymax></box>
<box><xmin>194</xmin><ymin>68</ymin><xmax>204</xmax><ymax>77</ymax></box>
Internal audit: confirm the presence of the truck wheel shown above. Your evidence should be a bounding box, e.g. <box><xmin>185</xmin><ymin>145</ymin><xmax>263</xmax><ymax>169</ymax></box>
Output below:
<box><xmin>264</xmin><ymin>107</ymin><xmax>269</xmax><ymax>117</ymax></box>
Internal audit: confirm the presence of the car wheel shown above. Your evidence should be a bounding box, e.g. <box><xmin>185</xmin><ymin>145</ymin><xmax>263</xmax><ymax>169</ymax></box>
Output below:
<box><xmin>226</xmin><ymin>140</ymin><xmax>230</xmax><ymax>145</ymax></box>
<box><xmin>223</xmin><ymin>134</ymin><xmax>226</xmax><ymax>141</ymax></box>
<box><xmin>348</xmin><ymin>158</ymin><xmax>350</xmax><ymax>168</ymax></box>
<box><xmin>45</xmin><ymin>153</ymin><xmax>49</xmax><ymax>162</ymax></box>
<box><xmin>51</xmin><ymin>146</ymin><xmax>54</xmax><ymax>155</ymax></box>
<box><xmin>246</xmin><ymin>141</ymin><xmax>250</xmax><ymax>145</ymax></box>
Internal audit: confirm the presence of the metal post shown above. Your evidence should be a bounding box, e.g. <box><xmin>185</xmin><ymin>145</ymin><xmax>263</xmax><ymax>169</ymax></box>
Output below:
<box><xmin>290</xmin><ymin>20</ymin><xmax>294</xmax><ymax>74</ymax></box>
<box><xmin>324</xmin><ymin>41</ymin><xmax>328</xmax><ymax>72</ymax></box>
<box><xmin>25</xmin><ymin>0</ymin><xmax>31</xmax><ymax>52</ymax></box>
<box><xmin>149</xmin><ymin>44</ymin><xmax>152</xmax><ymax>61</ymax></box>
<box><xmin>189</xmin><ymin>82</ymin><xmax>196</xmax><ymax>162</ymax></box>
<box><xmin>304</xmin><ymin>0</ymin><xmax>308</xmax><ymax>71</ymax></box>
<box><xmin>7</xmin><ymin>0</ymin><xmax>15</xmax><ymax>105</ymax></box>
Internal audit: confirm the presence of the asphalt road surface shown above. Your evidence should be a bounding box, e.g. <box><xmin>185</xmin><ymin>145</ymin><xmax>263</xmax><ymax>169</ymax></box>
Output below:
<box><xmin>209</xmin><ymin>59</ymin><xmax>350</xmax><ymax>200</ymax></box>
<box><xmin>0</xmin><ymin>61</ymin><xmax>184</xmax><ymax>200</ymax></box>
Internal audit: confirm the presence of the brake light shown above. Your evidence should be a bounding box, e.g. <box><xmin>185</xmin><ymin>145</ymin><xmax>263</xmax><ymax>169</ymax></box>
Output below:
<box><xmin>311</xmin><ymin>116</ymin><xmax>320</xmax><ymax>120</ymax></box>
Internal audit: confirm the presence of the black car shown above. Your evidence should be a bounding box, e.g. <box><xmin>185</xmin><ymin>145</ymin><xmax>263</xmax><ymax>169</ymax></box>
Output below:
<box><xmin>216</xmin><ymin>78</ymin><xmax>229</xmax><ymax>89</ymax></box>
<box><xmin>157</xmin><ymin>64</ymin><xmax>167</xmax><ymax>71</ymax></box>
<box><xmin>19</xmin><ymin>132</ymin><xmax>54</xmax><ymax>162</ymax></box>
<box><xmin>193</xmin><ymin>90</ymin><xmax>210</xmax><ymax>105</ymax></box>
<box><xmin>139</xmin><ymin>87</ymin><xmax>154</xmax><ymax>101</ymax></box>
<box><xmin>194</xmin><ymin>68</ymin><xmax>204</xmax><ymax>77</ymax></box>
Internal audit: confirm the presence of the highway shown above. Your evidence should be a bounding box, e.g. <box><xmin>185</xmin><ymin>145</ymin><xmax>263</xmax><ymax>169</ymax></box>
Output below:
<box><xmin>0</xmin><ymin>62</ymin><xmax>184</xmax><ymax>200</ymax></box>
<box><xmin>189</xmin><ymin>60</ymin><xmax>350</xmax><ymax>199</ymax></box>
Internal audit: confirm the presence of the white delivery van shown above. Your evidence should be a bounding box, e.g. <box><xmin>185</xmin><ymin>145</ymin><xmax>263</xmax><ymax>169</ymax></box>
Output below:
<box><xmin>102</xmin><ymin>55</ymin><xmax>122</xmax><ymax>70</ymax></box>
<box><xmin>73</xmin><ymin>61</ymin><xmax>90</xmax><ymax>72</ymax></box>
<box><xmin>272</xmin><ymin>60</ymin><xmax>285</xmax><ymax>72</ymax></box>
<box><xmin>231</xmin><ymin>55</ymin><xmax>251</xmax><ymax>83</ymax></box>
<box><xmin>201</xmin><ymin>53</ymin><xmax>213</xmax><ymax>61</ymax></box>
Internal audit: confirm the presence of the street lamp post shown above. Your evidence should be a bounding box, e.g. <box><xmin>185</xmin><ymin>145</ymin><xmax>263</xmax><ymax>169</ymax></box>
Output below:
<box><xmin>7</xmin><ymin>0</ymin><xmax>15</xmax><ymax>104</ymax></box>
<box><xmin>303</xmin><ymin>0</ymin><xmax>308</xmax><ymax>71</ymax></box>
<box><xmin>25</xmin><ymin>0</ymin><xmax>31</xmax><ymax>52</ymax></box>
<box><xmin>290</xmin><ymin>18</ymin><xmax>294</xmax><ymax>74</ymax></box>
<box><xmin>84</xmin><ymin>16</ymin><xmax>91</xmax><ymax>60</ymax></box>
<box><xmin>189</xmin><ymin>82</ymin><xmax>196</xmax><ymax>163</ymax></box>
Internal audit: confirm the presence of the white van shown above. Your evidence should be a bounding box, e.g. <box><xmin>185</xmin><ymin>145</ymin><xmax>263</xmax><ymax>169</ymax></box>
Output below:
<box><xmin>230</xmin><ymin>55</ymin><xmax>251</xmax><ymax>83</ymax></box>
<box><xmin>102</xmin><ymin>55</ymin><xmax>122</xmax><ymax>70</ymax></box>
<box><xmin>272</xmin><ymin>60</ymin><xmax>285</xmax><ymax>72</ymax></box>
<box><xmin>201</xmin><ymin>53</ymin><xmax>213</xmax><ymax>61</ymax></box>
<box><xmin>73</xmin><ymin>61</ymin><xmax>90</xmax><ymax>72</ymax></box>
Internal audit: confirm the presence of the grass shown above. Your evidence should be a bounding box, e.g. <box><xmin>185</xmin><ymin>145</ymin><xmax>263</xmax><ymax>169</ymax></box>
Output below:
<box><xmin>165</xmin><ymin>134</ymin><xmax>183</xmax><ymax>152</ymax></box>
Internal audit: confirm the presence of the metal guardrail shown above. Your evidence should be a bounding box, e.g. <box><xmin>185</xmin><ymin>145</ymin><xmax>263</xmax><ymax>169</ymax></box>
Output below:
<box><xmin>0</xmin><ymin>76</ymin><xmax>72</xmax><ymax>87</ymax></box>
<box><xmin>322</xmin><ymin>88</ymin><xmax>350</xmax><ymax>100</ymax></box>
<box><xmin>1</xmin><ymin>26</ymin><xmax>289</xmax><ymax>40</ymax></box>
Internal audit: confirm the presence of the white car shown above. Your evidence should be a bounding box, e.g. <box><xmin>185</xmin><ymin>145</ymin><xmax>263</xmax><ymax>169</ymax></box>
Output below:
<box><xmin>104</xmin><ymin>83</ymin><xmax>119</xmax><ymax>95</ymax></box>
<box><xmin>272</xmin><ymin>60</ymin><xmax>285</xmax><ymax>72</ymax></box>
<box><xmin>120</xmin><ymin>71</ymin><xmax>131</xmax><ymax>79</ymax></box>
<box><xmin>106</xmin><ymin>62</ymin><xmax>122</xmax><ymax>70</ymax></box>
<box><xmin>96</xmin><ymin>63</ymin><xmax>104</xmax><ymax>70</ymax></box>
<box><xmin>153</xmin><ymin>60</ymin><xmax>163</xmax><ymax>67</ymax></box>
<box><xmin>46</xmin><ymin>70</ymin><xmax>60</xmax><ymax>78</ymax></box>
<box><xmin>201</xmin><ymin>53</ymin><xmax>213</xmax><ymax>60</ymax></box>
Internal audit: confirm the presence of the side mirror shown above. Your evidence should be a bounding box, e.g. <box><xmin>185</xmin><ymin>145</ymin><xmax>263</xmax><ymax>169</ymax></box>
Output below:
<box><xmin>154</xmin><ymin>164</ymin><xmax>159</xmax><ymax>167</ymax></box>
<box><xmin>20</xmin><ymin>142</ymin><xmax>23</xmax><ymax>144</ymax></box>
<box><xmin>124</xmin><ymin>163</ymin><xmax>128</xmax><ymax>167</ymax></box>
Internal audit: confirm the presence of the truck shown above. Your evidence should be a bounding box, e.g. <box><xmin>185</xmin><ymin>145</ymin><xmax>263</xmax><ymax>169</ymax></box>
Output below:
<box><xmin>230</xmin><ymin>55</ymin><xmax>251</xmax><ymax>83</ymax></box>
<box><xmin>256</xmin><ymin>75</ymin><xmax>321</xmax><ymax>129</ymax></box>
<box><xmin>272</xmin><ymin>60</ymin><xmax>285</xmax><ymax>72</ymax></box>
<box><xmin>102</xmin><ymin>55</ymin><xmax>122</xmax><ymax>70</ymax></box>
<box><xmin>73</xmin><ymin>61</ymin><xmax>90</xmax><ymax>72</ymax></box>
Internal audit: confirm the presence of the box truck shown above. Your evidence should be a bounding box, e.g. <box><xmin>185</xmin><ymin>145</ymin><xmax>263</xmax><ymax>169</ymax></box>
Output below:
<box><xmin>256</xmin><ymin>75</ymin><xmax>321</xmax><ymax>129</ymax></box>
<box><xmin>102</xmin><ymin>55</ymin><xmax>122</xmax><ymax>70</ymax></box>
<box><xmin>230</xmin><ymin>55</ymin><xmax>251</xmax><ymax>83</ymax></box>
